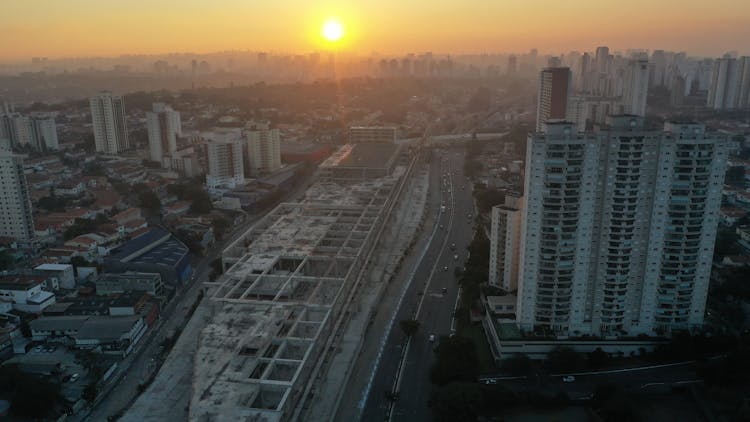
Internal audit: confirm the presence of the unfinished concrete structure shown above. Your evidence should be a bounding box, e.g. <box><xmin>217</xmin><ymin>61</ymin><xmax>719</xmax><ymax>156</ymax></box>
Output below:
<box><xmin>190</xmin><ymin>145</ymin><xmax>409</xmax><ymax>421</ymax></box>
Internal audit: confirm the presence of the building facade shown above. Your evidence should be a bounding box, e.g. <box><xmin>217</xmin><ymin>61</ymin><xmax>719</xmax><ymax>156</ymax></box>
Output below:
<box><xmin>245</xmin><ymin>122</ymin><xmax>281</xmax><ymax>176</ymax></box>
<box><xmin>622</xmin><ymin>58</ymin><xmax>649</xmax><ymax>116</ymax></box>
<box><xmin>147</xmin><ymin>103</ymin><xmax>181</xmax><ymax>162</ymax></box>
<box><xmin>0</xmin><ymin>152</ymin><xmax>35</xmax><ymax>243</ymax></box>
<box><xmin>536</xmin><ymin>67</ymin><xmax>571</xmax><ymax>132</ymax></box>
<box><xmin>518</xmin><ymin>117</ymin><xmax>727</xmax><ymax>337</ymax></box>
<box><xmin>489</xmin><ymin>195</ymin><xmax>523</xmax><ymax>291</ymax></box>
<box><xmin>205</xmin><ymin>138</ymin><xmax>245</xmax><ymax>191</ymax></box>
<box><xmin>349</xmin><ymin>126</ymin><xmax>396</xmax><ymax>144</ymax></box>
<box><xmin>90</xmin><ymin>91</ymin><xmax>129</xmax><ymax>154</ymax></box>
<box><xmin>707</xmin><ymin>55</ymin><xmax>750</xmax><ymax>111</ymax></box>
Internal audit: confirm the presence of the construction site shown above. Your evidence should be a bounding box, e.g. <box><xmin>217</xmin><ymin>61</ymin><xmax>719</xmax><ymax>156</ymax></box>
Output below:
<box><xmin>189</xmin><ymin>142</ymin><xmax>418</xmax><ymax>421</ymax></box>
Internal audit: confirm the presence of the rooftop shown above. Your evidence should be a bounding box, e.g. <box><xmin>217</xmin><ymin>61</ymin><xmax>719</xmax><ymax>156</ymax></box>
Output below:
<box><xmin>320</xmin><ymin>143</ymin><xmax>398</xmax><ymax>169</ymax></box>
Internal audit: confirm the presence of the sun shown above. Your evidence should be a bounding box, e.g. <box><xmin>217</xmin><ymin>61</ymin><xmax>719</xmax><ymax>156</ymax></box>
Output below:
<box><xmin>322</xmin><ymin>19</ymin><xmax>344</xmax><ymax>42</ymax></box>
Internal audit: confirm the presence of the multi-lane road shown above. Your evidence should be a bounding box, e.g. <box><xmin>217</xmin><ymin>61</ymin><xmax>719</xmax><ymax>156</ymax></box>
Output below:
<box><xmin>358</xmin><ymin>147</ymin><xmax>475</xmax><ymax>422</ymax></box>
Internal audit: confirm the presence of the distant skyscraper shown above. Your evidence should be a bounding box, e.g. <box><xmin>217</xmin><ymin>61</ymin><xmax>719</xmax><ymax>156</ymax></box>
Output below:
<box><xmin>205</xmin><ymin>137</ymin><xmax>244</xmax><ymax>192</ymax></box>
<box><xmin>489</xmin><ymin>195</ymin><xmax>523</xmax><ymax>291</ymax></box>
<box><xmin>244</xmin><ymin>121</ymin><xmax>281</xmax><ymax>176</ymax></box>
<box><xmin>146</xmin><ymin>103</ymin><xmax>181</xmax><ymax>162</ymax></box>
<box><xmin>622</xmin><ymin>58</ymin><xmax>650</xmax><ymax>116</ymax></box>
<box><xmin>518</xmin><ymin>117</ymin><xmax>727</xmax><ymax>336</ymax></box>
<box><xmin>90</xmin><ymin>91</ymin><xmax>129</xmax><ymax>154</ymax></box>
<box><xmin>708</xmin><ymin>55</ymin><xmax>750</xmax><ymax>111</ymax></box>
<box><xmin>536</xmin><ymin>67</ymin><xmax>572</xmax><ymax>132</ymax></box>
<box><xmin>507</xmin><ymin>55</ymin><xmax>518</xmax><ymax>75</ymax></box>
<box><xmin>595</xmin><ymin>46</ymin><xmax>610</xmax><ymax>73</ymax></box>
<box><xmin>0</xmin><ymin>152</ymin><xmax>35</xmax><ymax>244</ymax></box>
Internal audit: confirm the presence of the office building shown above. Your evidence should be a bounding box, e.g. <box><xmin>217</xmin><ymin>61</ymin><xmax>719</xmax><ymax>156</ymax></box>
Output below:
<box><xmin>146</xmin><ymin>103</ymin><xmax>181</xmax><ymax>162</ymax></box>
<box><xmin>205</xmin><ymin>137</ymin><xmax>245</xmax><ymax>192</ymax></box>
<box><xmin>349</xmin><ymin>126</ymin><xmax>396</xmax><ymax>144</ymax></box>
<box><xmin>90</xmin><ymin>91</ymin><xmax>129</xmax><ymax>154</ymax></box>
<box><xmin>518</xmin><ymin>116</ymin><xmax>727</xmax><ymax>337</ymax></box>
<box><xmin>245</xmin><ymin>121</ymin><xmax>281</xmax><ymax>176</ymax></box>
<box><xmin>536</xmin><ymin>67</ymin><xmax>571</xmax><ymax>132</ymax></box>
<box><xmin>0</xmin><ymin>152</ymin><xmax>35</xmax><ymax>244</ymax></box>
<box><xmin>489</xmin><ymin>195</ymin><xmax>523</xmax><ymax>291</ymax></box>
<box><xmin>622</xmin><ymin>58</ymin><xmax>649</xmax><ymax>116</ymax></box>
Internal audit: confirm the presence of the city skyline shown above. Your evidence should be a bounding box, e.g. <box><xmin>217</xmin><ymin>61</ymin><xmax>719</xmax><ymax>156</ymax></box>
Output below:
<box><xmin>2</xmin><ymin>0</ymin><xmax>750</xmax><ymax>61</ymax></box>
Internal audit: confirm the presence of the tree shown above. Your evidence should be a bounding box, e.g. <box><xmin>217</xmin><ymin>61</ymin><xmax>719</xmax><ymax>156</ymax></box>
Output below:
<box><xmin>82</xmin><ymin>382</ymin><xmax>98</xmax><ymax>403</ymax></box>
<box><xmin>546</xmin><ymin>346</ymin><xmax>586</xmax><ymax>373</ymax></box>
<box><xmin>500</xmin><ymin>353</ymin><xmax>532</xmax><ymax>376</ymax></box>
<box><xmin>588</xmin><ymin>347</ymin><xmax>609</xmax><ymax>369</ymax></box>
<box><xmin>63</xmin><ymin>218</ymin><xmax>98</xmax><ymax>240</ymax></box>
<box><xmin>429</xmin><ymin>382</ymin><xmax>484</xmax><ymax>422</ymax></box>
<box><xmin>190</xmin><ymin>190</ymin><xmax>213</xmax><ymax>215</ymax></box>
<box><xmin>0</xmin><ymin>249</ymin><xmax>14</xmax><ymax>271</ymax></box>
<box><xmin>38</xmin><ymin>195</ymin><xmax>69</xmax><ymax>212</ymax></box>
<box><xmin>0</xmin><ymin>365</ymin><xmax>61</xmax><ymax>419</ymax></box>
<box><xmin>430</xmin><ymin>336</ymin><xmax>479</xmax><ymax>385</ymax></box>
<box><xmin>139</xmin><ymin>190</ymin><xmax>162</xmax><ymax>214</ymax></box>
<box><xmin>399</xmin><ymin>319</ymin><xmax>420</xmax><ymax>338</ymax></box>
<box><xmin>726</xmin><ymin>166</ymin><xmax>746</xmax><ymax>186</ymax></box>
<box><xmin>212</xmin><ymin>217</ymin><xmax>231</xmax><ymax>241</ymax></box>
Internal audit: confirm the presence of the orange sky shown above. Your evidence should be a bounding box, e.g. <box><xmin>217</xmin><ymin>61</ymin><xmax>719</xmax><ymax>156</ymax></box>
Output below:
<box><xmin>1</xmin><ymin>0</ymin><xmax>748</xmax><ymax>60</ymax></box>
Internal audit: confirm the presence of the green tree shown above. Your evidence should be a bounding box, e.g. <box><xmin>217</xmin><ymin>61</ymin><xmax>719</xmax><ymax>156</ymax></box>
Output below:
<box><xmin>500</xmin><ymin>353</ymin><xmax>532</xmax><ymax>376</ymax></box>
<box><xmin>139</xmin><ymin>190</ymin><xmax>162</xmax><ymax>213</ymax></box>
<box><xmin>430</xmin><ymin>336</ymin><xmax>479</xmax><ymax>385</ymax></box>
<box><xmin>190</xmin><ymin>190</ymin><xmax>213</xmax><ymax>215</ymax></box>
<box><xmin>430</xmin><ymin>382</ymin><xmax>484</xmax><ymax>422</ymax></box>
<box><xmin>546</xmin><ymin>346</ymin><xmax>586</xmax><ymax>373</ymax></box>
<box><xmin>212</xmin><ymin>217</ymin><xmax>231</xmax><ymax>241</ymax></box>
<box><xmin>399</xmin><ymin>319</ymin><xmax>421</xmax><ymax>338</ymax></box>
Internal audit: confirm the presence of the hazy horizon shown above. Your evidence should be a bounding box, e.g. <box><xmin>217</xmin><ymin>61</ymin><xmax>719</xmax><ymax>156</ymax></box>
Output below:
<box><xmin>2</xmin><ymin>0</ymin><xmax>749</xmax><ymax>62</ymax></box>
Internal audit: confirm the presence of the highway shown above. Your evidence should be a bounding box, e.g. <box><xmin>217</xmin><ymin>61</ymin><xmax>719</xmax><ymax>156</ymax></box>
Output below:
<box><xmin>359</xmin><ymin>147</ymin><xmax>475</xmax><ymax>422</ymax></box>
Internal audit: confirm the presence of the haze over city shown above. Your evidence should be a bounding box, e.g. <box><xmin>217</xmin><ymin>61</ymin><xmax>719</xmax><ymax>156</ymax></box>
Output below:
<box><xmin>1</xmin><ymin>0</ymin><xmax>750</xmax><ymax>60</ymax></box>
<box><xmin>1</xmin><ymin>1</ymin><xmax>750</xmax><ymax>422</ymax></box>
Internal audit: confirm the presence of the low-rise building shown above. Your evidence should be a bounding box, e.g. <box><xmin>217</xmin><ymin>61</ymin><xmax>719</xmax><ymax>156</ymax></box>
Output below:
<box><xmin>95</xmin><ymin>272</ymin><xmax>165</xmax><ymax>298</ymax></box>
<box><xmin>0</xmin><ymin>275</ymin><xmax>56</xmax><ymax>313</ymax></box>
<box><xmin>34</xmin><ymin>263</ymin><xmax>76</xmax><ymax>289</ymax></box>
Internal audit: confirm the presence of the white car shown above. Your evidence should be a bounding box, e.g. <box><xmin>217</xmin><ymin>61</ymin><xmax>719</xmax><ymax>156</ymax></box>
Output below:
<box><xmin>428</xmin><ymin>334</ymin><xmax>436</xmax><ymax>342</ymax></box>
<box><xmin>562</xmin><ymin>376</ymin><xmax>576</xmax><ymax>383</ymax></box>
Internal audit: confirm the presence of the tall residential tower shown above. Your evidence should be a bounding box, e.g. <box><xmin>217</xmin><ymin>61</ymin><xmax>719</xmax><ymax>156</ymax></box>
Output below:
<box><xmin>0</xmin><ymin>152</ymin><xmax>35</xmax><ymax>244</ymax></box>
<box><xmin>518</xmin><ymin>117</ymin><xmax>727</xmax><ymax>336</ymax></box>
<box><xmin>90</xmin><ymin>91</ymin><xmax>129</xmax><ymax>154</ymax></box>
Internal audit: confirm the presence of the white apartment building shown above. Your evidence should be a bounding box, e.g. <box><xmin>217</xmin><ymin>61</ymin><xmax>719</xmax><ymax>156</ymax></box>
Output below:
<box><xmin>707</xmin><ymin>55</ymin><xmax>750</xmax><ymax>111</ymax></box>
<box><xmin>536</xmin><ymin>67</ymin><xmax>571</xmax><ymax>132</ymax></box>
<box><xmin>518</xmin><ymin>116</ymin><xmax>727</xmax><ymax>337</ymax></box>
<box><xmin>622</xmin><ymin>58</ymin><xmax>649</xmax><ymax>116</ymax></box>
<box><xmin>245</xmin><ymin>122</ymin><xmax>281</xmax><ymax>176</ymax></box>
<box><xmin>205</xmin><ymin>138</ymin><xmax>245</xmax><ymax>192</ymax></box>
<box><xmin>0</xmin><ymin>152</ymin><xmax>35</xmax><ymax>243</ymax></box>
<box><xmin>349</xmin><ymin>126</ymin><xmax>396</xmax><ymax>143</ymax></box>
<box><xmin>489</xmin><ymin>195</ymin><xmax>523</xmax><ymax>291</ymax></box>
<box><xmin>0</xmin><ymin>113</ymin><xmax>58</xmax><ymax>151</ymax></box>
<box><xmin>90</xmin><ymin>91</ymin><xmax>129</xmax><ymax>154</ymax></box>
<box><xmin>147</xmin><ymin>103</ymin><xmax>181</xmax><ymax>162</ymax></box>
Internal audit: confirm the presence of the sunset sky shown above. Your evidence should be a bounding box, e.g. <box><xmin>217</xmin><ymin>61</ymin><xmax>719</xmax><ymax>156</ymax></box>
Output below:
<box><xmin>1</xmin><ymin>0</ymin><xmax>749</xmax><ymax>61</ymax></box>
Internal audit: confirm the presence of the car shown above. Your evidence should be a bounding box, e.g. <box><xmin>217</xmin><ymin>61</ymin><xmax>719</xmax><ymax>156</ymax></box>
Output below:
<box><xmin>428</xmin><ymin>334</ymin><xmax>436</xmax><ymax>342</ymax></box>
<box><xmin>454</xmin><ymin>254</ymin><xmax>459</xmax><ymax>260</ymax></box>
<box><xmin>70</xmin><ymin>373</ymin><xmax>80</xmax><ymax>383</ymax></box>
<box><xmin>443</xmin><ymin>266</ymin><xmax>448</xmax><ymax>271</ymax></box>
<box><xmin>562</xmin><ymin>376</ymin><xmax>576</xmax><ymax>383</ymax></box>
<box><xmin>483</xmin><ymin>379</ymin><xmax>497</xmax><ymax>385</ymax></box>
<box><xmin>33</xmin><ymin>346</ymin><xmax>43</xmax><ymax>353</ymax></box>
<box><xmin>439</xmin><ymin>225</ymin><xmax>444</xmax><ymax>229</ymax></box>
<box><xmin>441</xmin><ymin>287</ymin><xmax>448</xmax><ymax>294</ymax></box>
